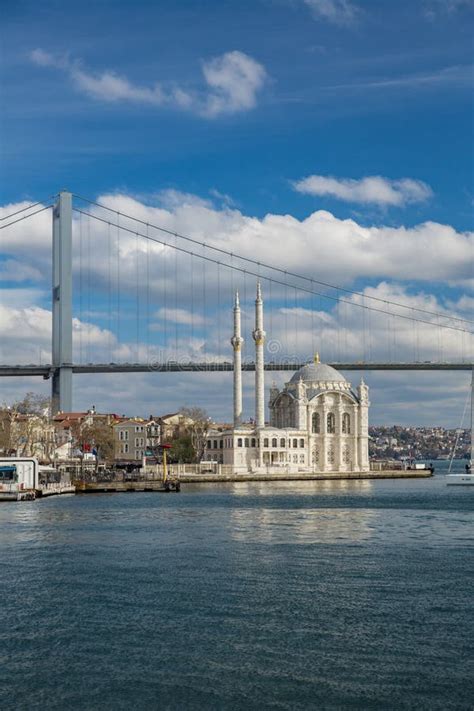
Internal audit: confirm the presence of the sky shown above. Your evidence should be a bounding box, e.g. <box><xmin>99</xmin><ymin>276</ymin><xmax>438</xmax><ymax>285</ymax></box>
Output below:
<box><xmin>0</xmin><ymin>0</ymin><xmax>473</xmax><ymax>426</ymax></box>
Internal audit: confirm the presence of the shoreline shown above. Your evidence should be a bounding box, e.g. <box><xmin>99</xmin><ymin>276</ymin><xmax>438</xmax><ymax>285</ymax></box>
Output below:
<box><xmin>178</xmin><ymin>470</ymin><xmax>433</xmax><ymax>483</ymax></box>
<box><xmin>74</xmin><ymin>470</ymin><xmax>433</xmax><ymax>492</ymax></box>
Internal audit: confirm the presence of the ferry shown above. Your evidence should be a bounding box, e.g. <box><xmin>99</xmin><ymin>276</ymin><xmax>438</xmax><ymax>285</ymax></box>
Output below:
<box><xmin>0</xmin><ymin>458</ymin><xmax>37</xmax><ymax>500</ymax></box>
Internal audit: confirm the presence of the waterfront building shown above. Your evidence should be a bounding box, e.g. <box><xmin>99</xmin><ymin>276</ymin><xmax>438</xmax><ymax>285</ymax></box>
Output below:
<box><xmin>205</xmin><ymin>284</ymin><xmax>370</xmax><ymax>473</ymax></box>
<box><xmin>113</xmin><ymin>418</ymin><xmax>161</xmax><ymax>463</ymax></box>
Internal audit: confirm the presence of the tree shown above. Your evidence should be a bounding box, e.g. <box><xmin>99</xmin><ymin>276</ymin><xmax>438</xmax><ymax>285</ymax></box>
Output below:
<box><xmin>0</xmin><ymin>393</ymin><xmax>53</xmax><ymax>460</ymax></box>
<box><xmin>80</xmin><ymin>421</ymin><xmax>115</xmax><ymax>463</ymax></box>
<box><xmin>169</xmin><ymin>434</ymin><xmax>195</xmax><ymax>463</ymax></box>
<box><xmin>179</xmin><ymin>407</ymin><xmax>211</xmax><ymax>462</ymax></box>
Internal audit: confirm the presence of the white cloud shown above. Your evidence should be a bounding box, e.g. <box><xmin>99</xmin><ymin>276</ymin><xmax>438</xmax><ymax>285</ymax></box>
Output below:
<box><xmin>331</xmin><ymin>65</ymin><xmax>473</xmax><ymax>91</ymax></box>
<box><xmin>303</xmin><ymin>0</ymin><xmax>359</xmax><ymax>25</ymax></box>
<box><xmin>201</xmin><ymin>51</ymin><xmax>267</xmax><ymax>117</ymax></box>
<box><xmin>293</xmin><ymin>174</ymin><xmax>433</xmax><ymax>206</ymax></box>
<box><xmin>30</xmin><ymin>49</ymin><xmax>267</xmax><ymax>118</ymax></box>
<box><xmin>153</xmin><ymin>308</ymin><xmax>210</xmax><ymax>326</ymax></box>
<box><xmin>1</xmin><ymin>193</ymin><xmax>472</xmax><ymax>297</ymax></box>
<box><xmin>0</xmin><ymin>259</ymin><xmax>43</xmax><ymax>283</ymax></box>
<box><xmin>1</xmin><ymin>191</ymin><xmax>473</xmax><ymax>426</ymax></box>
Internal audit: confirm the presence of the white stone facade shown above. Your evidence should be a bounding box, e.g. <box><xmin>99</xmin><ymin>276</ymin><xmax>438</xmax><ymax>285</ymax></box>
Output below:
<box><xmin>204</xmin><ymin>284</ymin><xmax>370</xmax><ymax>474</ymax></box>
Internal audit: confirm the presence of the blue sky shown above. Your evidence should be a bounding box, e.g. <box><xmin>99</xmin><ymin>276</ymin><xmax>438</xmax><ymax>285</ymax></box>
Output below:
<box><xmin>2</xmin><ymin>0</ymin><xmax>473</xmax><ymax>228</ymax></box>
<box><xmin>0</xmin><ymin>0</ymin><xmax>473</xmax><ymax>425</ymax></box>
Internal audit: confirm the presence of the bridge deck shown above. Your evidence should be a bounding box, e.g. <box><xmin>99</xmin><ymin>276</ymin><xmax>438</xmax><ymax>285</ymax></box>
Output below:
<box><xmin>0</xmin><ymin>361</ymin><xmax>472</xmax><ymax>377</ymax></box>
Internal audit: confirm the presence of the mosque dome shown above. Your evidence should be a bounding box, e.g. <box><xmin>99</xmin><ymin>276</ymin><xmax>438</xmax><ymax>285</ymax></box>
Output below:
<box><xmin>289</xmin><ymin>357</ymin><xmax>347</xmax><ymax>385</ymax></box>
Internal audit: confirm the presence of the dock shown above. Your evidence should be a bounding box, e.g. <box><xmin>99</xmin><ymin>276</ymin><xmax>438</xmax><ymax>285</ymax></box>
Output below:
<box><xmin>74</xmin><ymin>479</ymin><xmax>180</xmax><ymax>493</ymax></box>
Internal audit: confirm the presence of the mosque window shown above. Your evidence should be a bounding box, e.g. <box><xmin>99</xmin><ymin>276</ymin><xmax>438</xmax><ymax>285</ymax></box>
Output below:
<box><xmin>292</xmin><ymin>438</ymin><xmax>298</xmax><ymax>448</ymax></box>
<box><xmin>293</xmin><ymin>454</ymin><xmax>298</xmax><ymax>463</ymax></box>
<box><xmin>264</xmin><ymin>438</ymin><xmax>269</xmax><ymax>447</ymax></box>
<box><xmin>342</xmin><ymin>413</ymin><xmax>351</xmax><ymax>434</ymax></box>
<box><xmin>272</xmin><ymin>438</ymin><xmax>277</xmax><ymax>447</ymax></box>
<box><xmin>220</xmin><ymin>440</ymin><xmax>223</xmax><ymax>449</ymax></box>
<box><xmin>207</xmin><ymin>441</ymin><xmax>211</xmax><ymax>449</ymax></box>
<box><xmin>280</xmin><ymin>438</ymin><xmax>285</xmax><ymax>448</ymax></box>
<box><xmin>245</xmin><ymin>438</ymin><xmax>249</xmax><ymax>447</ymax></box>
<box><xmin>312</xmin><ymin>412</ymin><xmax>320</xmax><ymax>433</ymax></box>
<box><xmin>237</xmin><ymin>438</ymin><xmax>243</xmax><ymax>447</ymax></box>
<box><xmin>327</xmin><ymin>412</ymin><xmax>336</xmax><ymax>434</ymax></box>
<box><xmin>213</xmin><ymin>440</ymin><xmax>218</xmax><ymax>449</ymax></box>
<box><xmin>251</xmin><ymin>438</ymin><xmax>256</xmax><ymax>447</ymax></box>
<box><xmin>299</xmin><ymin>438</ymin><xmax>305</xmax><ymax>448</ymax></box>
<box><xmin>300</xmin><ymin>454</ymin><xmax>305</xmax><ymax>463</ymax></box>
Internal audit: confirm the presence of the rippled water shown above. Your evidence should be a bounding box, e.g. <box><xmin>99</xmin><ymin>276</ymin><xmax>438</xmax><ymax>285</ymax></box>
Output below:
<box><xmin>1</xmin><ymin>473</ymin><xmax>473</xmax><ymax>710</ymax></box>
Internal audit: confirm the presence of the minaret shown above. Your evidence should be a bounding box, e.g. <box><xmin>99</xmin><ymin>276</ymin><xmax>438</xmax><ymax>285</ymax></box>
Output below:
<box><xmin>252</xmin><ymin>282</ymin><xmax>266</xmax><ymax>428</ymax></box>
<box><xmin>230</xmin><ymin>291</ymin><xmax>243</xmax><ymax>427</ymax></box>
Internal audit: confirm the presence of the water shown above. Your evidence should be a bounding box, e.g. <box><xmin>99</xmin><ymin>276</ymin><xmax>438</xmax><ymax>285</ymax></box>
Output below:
<box><xmin>1</xmin><ymin>470</ymin><xmax>473</xmax><ymax>710</ymax></box>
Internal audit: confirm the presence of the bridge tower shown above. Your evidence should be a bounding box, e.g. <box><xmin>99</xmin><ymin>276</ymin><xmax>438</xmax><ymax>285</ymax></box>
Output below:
<box><xmin>51</xmin><ymin>191</ymin><xmax>73</xmax><ymax>414</ymax></box>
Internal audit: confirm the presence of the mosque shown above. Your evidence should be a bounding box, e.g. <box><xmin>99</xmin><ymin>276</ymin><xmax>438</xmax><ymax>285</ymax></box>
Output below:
<box><xmin>205</xmin><ymin>283</ymin><xmax>370</xmax><ymax>473</ymax></box>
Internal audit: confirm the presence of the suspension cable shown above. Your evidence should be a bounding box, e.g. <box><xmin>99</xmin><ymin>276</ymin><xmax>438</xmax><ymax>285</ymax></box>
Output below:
<box><xmin>0</xmin><ymin>205</ymin><xmax>53</xmax><ymax>230</ymax></box>
<box><xmin>71</xmin><ymin>193</ymin><xmax>474</xmax><ymax>326</ymax></box>
<box><xmin>0</xmin><ymin>197</ymin><xmax>56</xmax><ymax>222</ymax></box>
<box><xmin>72</xmin><ymin>207</ymin><xmax>474</xmax><ymax>336</ymax></box>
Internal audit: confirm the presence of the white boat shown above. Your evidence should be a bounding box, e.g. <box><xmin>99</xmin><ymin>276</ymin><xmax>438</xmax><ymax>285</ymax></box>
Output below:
<box><xmin>446</xmin><ymin>370</ymin><xmax>474</xmax><ymax>486</ymax></box>
<box><xmin>446</xmin><ymin>470</ymin><xmax>473</xmax><ymax>486</ymax></box>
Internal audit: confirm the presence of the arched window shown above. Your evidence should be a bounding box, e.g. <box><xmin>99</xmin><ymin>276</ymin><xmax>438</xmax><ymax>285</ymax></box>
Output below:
<box><xmin>237</xmin><ymin>438</ymin><xmax>243</xmax><ymax>447</ymax></box>
<box><xmin>220</xmin><ymin>440</ymin><xmax>223</xmax><ymax>449</ymax></box>
<box><xmin>327</xmin><ymin>412</ymin><xmax>336</xmax><ymax>434</ymax></box>
<box><xmin>342</xmin><ymin>413</ymin><xmax>351</xmax><ymax>434</ymax></box>
<box><xmin>280</xmin><ymin>438</ymin><xmax>285</xmax><ymax>448</ymax></box>
<box><xmin>264</xmin><ymin>438</ymin><xmax>269</xmax><ymax>447</ymax></box>
<box><xmin>244</xmin><ymin>438</ymin><xmax>249</xmax><ymax>447</ymax></box>
<box><xmin>300</xmin><ymin>438</ymin><xmax>305</xmax><ymax>448</ymax></box>
<box><xmin>251</xmin><ymin>438</ymin><xmax>256</xmax><ymax>447</ymax></box>
<box><xmin>213</xmin><ymin>440</ymin><xmax>218</xmax><ymax>449</ymax></box>
<box><xmin>207</xmin><ymin>440</ymin><xmax>211</xmax><ymax>449</ymax></box>
<box><xmin>272</xmin><ymin>438</ymin><xmax>277</xmax><ymax>447</ymax></box>
<box><xmin>312</xmin><ymin>412</ymin><xmax>320</xmax><ymax>433</ymax></box>
<box><xmin>292</xmin><ymin>438</ymin><xmax>298</xmax><ymax>448</ymax></box>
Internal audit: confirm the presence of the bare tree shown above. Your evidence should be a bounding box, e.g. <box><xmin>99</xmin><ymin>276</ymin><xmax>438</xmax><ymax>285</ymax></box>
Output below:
<box><xmin>179</xmin><ymin>407</ymin><xmax>211</xmax><ymax>462</ymax></box>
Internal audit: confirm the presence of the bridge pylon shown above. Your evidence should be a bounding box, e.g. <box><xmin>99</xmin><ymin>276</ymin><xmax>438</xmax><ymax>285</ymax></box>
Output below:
<box><xmin>51</xmin><ymin>191</ymin><xmax>73</xmax><ymax>414</ymax></box>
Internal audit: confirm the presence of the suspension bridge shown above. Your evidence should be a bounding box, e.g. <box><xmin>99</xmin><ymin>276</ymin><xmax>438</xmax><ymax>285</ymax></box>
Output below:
<box><xmin>1</xmin><ymin>191</ymin><xmax>472</xmax><ymax>413</ymax></box>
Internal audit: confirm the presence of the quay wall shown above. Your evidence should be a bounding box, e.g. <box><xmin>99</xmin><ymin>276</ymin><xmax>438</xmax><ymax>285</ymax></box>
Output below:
<box><xmin>74</xmin><ymin>470</ymin><xmax>432</xmax><ymax>492</ymax></box>
<box><xmin>178</xmin><ymin>470</ymin><xmax>433</xmax><ymax>483</ymax></box>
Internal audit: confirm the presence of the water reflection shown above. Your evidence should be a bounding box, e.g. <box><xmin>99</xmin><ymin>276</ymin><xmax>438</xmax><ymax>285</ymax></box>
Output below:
<box><xmin>231</xmin><ymin>506</ymin><xmax>377</xmax><ymax>544</ymax></box>
<box><xmin>228</xmin><ymin>479</ymin><xmax>374</xmax><ymax>497</ymax></box>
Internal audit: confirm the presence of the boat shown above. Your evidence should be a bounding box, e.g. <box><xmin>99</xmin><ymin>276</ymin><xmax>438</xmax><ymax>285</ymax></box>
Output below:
<box><xmin>446</xmin><ymin>468</ymin><xmax>473</xmax><ymax>486</ymax></box>
<box><xmin>446</xmin><ymin>371</ymin><xmax>474</xmax><ymax>486</ymax></box>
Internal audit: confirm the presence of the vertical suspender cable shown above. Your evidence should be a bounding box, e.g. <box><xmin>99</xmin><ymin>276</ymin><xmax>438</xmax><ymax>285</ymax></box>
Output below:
<box><xmin>117</xmin><ymin>212</ymin><xmax>121</xmax><ymax>359</ymax></box>
<box><xmin>136</xmin><ymin>231</ymin><xmax>140</xmax><ymax>361</ymax></box>
<box><xmin>79</xmin><ymin>211</ymin><xmax>83</xmax><ymax>364</ymax></box>
<box><xmin>217</xmin><ymin>261</ymin><xmax>221</xmax><ymax>360</ymax></box>
<box><xmin>190</xmin><ymin>250</ymin><xmax>194</xmax><ymax>352</ymax></box>
<box><xmin>174</xmin><ymin>233</ymin><xmax>178</xmax><ymax>360</ymax></box>
<box><xmin>87</xmin><ymin>214</ymin><xmax>91</xmax><ymax>363</ymax></box>
<box><xmin>202</xmin><ymin>244</ymin><xmax>206</xmax><ymax>356</ymax></box>
<box><xmin>108</xmin><ymin>222</ymin><xmax>112</xmax><ymax>362</ymax></box>
<box><xmin>146</xmin><ymin>224</ymin><xmax>150</xmax><ymax>364</ymax></box>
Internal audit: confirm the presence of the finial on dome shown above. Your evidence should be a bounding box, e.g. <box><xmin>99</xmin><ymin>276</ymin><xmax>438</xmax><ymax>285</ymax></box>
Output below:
<box><xmin>314</xmin><ymin>352</ymin><xmax>320</xmax><ymax>364</ymax></box>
